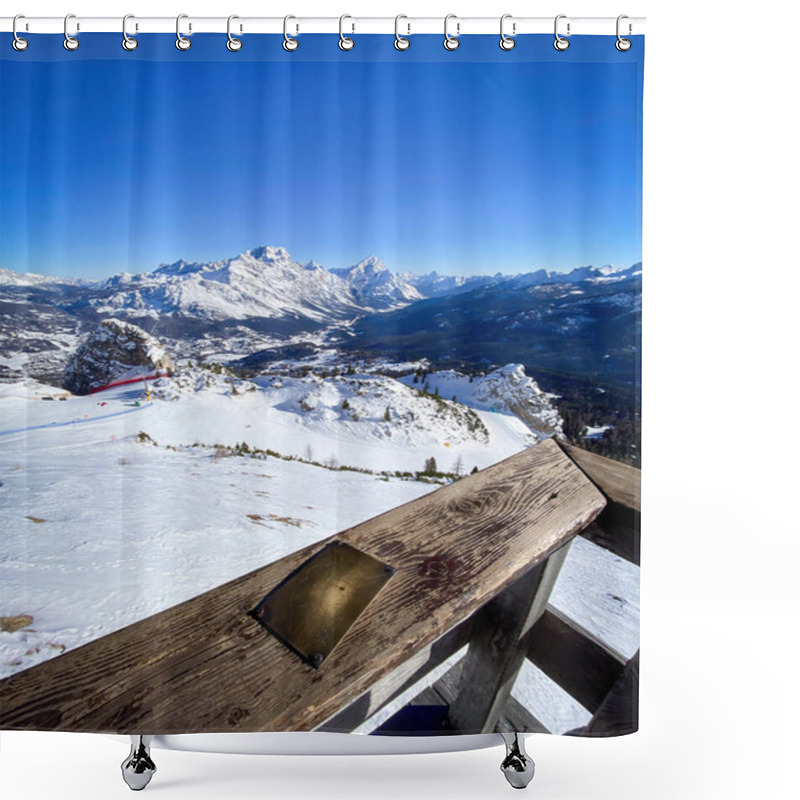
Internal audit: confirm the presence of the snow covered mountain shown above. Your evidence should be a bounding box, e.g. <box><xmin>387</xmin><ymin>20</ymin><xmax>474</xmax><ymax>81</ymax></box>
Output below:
<box><xmin>0</xmin><ymin>268</ymin><xmax>85</xmax><ymax>288</ymax></box>
<box><xmin>331</xmin><ymin>255</ymin><xmax>423</xmax><ymax>308</ymax></box>
<box><xmin>89</xmin><ymin>247</ymin><xmax>422</xmax><ymax>322</ymax></box>
<box><xmin>348</xmin><ymin>266</ymin><xmax>642</xmax><ymax>389</ymax></box>
<box><xmin>0</xmin><ymin>247</ymin><xmax>641</xmax><ymax>395</ymax></box>
<box><xmin>401</xmin><ymin>263</ymin><xmax>641</xmax><ymax>297</ymax></box>
<box><xmin>92</xmin><ymin>247</ymin><xmax>359</xmax><ymax>322</ymax></box>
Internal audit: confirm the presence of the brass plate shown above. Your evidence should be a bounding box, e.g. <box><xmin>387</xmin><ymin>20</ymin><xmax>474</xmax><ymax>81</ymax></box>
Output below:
<box><xmin>249</xmin><ymin>541</ymin><xmax>395</xmax><ymax>669</ymax></box>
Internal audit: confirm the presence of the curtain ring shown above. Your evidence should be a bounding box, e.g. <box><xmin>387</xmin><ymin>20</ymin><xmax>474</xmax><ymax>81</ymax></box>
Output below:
<box><xmin>63</xmin><ymin>13</ymin><xmax>79</xmax><ymax>51</ymax></box>
<box><xmin>176</xmin><ymin>14</ymin><xmax>191</xmax><ymax>50</ymax></box>
<box><xmin>554</xmin><ymin>14</ymin><xmax>570</xmax><ymax>51</ymax></box>
<box><xmin>12</xmin><ymin>14</ymin><xmax>28</xmax><ymax>51</ymax></box>
<box><xmin>339</xmin><ymin>14</ymin><xmax>354</xmax><ymax>50</ymax></box>
<box><xmin>283</xmin><ymin>15</ymin><xmax>298</xmax><ymax>51</ymax></box>
<box><xmin>499</xmin><ymin>14</ymin><xmax>515</xmax><ymax>50</ymax></box>
<box><xmin>227</xmin><ymin>15</ymin><xmax>243</xmax><ymax>51</ymax></box>
<box><xmin>443</xmin><ymin>14</ymin><xmax>460</xmax><ymax>51</ymax></box>
<box><xmin>122</xmin><ymin>15</ymin><xmax>138</xmax><ymax>51</ymax></box>
<box><xmin>616</xmin><ymin>15</ymin><xmax>632</xmax><ymax>51</ymax></box>
<box><xmin>394</xmin><ymin>15</ymin><xmax>410</xmax><ymax>50</ymax></box>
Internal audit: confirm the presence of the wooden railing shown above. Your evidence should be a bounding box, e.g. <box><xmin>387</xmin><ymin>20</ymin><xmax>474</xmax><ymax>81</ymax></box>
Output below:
<box><xmin>0</xmin><ymin>438</ymin><xmax>637</xmax><ymax>736</ymax></box>
<box><xmin>322</xmin><ymin>442</ymin><xmax>641</xmax><ymax>737</ymax></box>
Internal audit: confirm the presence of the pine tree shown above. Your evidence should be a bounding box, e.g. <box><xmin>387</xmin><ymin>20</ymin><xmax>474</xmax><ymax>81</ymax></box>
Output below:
<box><xmin>341</xmin><ymin>398</ymin><xmax>351</xmax><ymax>410</ymax></box>
<box><xmin>383</xmin><ymin>406</ymin><xmax>391</xmax><ymax>422</ymax></box>
<box><xmin>424</xmin><ymin>457</ymin><xmax>437</xmax><ymax>475</ymax></box>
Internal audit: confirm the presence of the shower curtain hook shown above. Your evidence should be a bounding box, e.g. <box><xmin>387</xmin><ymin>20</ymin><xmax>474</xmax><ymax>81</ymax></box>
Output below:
<box><xmin>554</xmin><ymin>15</ymin><xmax>570</xmax><ymax>51</ymax></box>
<box><xmin>227</xmin><ymin>15</ymin><xmax>243</xmax><ymax>51</ymax></box>
<box><xmin>339</xmin><ymin>15</ymin><xmax>354</xmax><ymax>50</ymax></box>
<box><xmin>394</xmin><ymin>15</ymin><xmax>410</xmax><ymax>50</ymax></box>
<box><xmin>63</xmin><ymin>13</ymin><xmax>79</xmax><ymax>51</ymax></box>
<box><xmin>444</xmin><ymin>14</ymin><xmax>460</xmax><ymax>51</ymax></box>
<box><xmin>176</xmin><ymin>14</ymin><xmax>191</xmax><ymax>50</ymax></box>
<box><xmin>499</xmin><ymin>14</ymin><xmax>515</xmax><ymax>50</ymax></box>
<box><xmin>616</xmin><ymin>15</ymin><xmax>632</xmax><ymax>51</ymax></box>
<box><xmin>283</xmin><ymin>15</ymin><xmax>299</xmax><ymax>51</ymax></box>
<box><xmin>122</xmin><ymin>15</ymin><xmax>138</xmax><ymax>51</ymax></box>
<box><xmin>12</xmin><ymin>14</ymin><xmax>28</xmax><ymax>51</ymax></box>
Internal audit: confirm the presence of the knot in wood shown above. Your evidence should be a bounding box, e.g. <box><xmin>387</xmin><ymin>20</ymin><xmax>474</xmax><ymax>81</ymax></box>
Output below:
<box><xmin>417</xmin><ymin>555</ymin><xmax>462</xmax><ymax>584</ymax></box>
<box><xmin>227</xmin><ymin>706</ymin><xmax>250</xmax><ymax>726</ymax></box>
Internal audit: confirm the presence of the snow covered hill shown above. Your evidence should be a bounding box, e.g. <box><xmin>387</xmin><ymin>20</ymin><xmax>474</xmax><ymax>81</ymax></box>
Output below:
<box><xmin>398</xmin><ymin>364</ymin><xmax>564</xmax><ymax>439</ymax></box>
<box><xmin>63</xmin><ymin>319</ymin><xmax>174</xmax><ymax>395</ymax></box>
<box><xmin>143</xmin><ymin>366</ymin><xmax>536</xmax><ymax>476</ymax></box>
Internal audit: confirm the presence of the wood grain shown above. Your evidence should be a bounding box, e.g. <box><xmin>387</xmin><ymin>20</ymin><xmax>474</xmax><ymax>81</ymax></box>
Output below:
<box><xmin>446</xmin><ymin>543</ymin><xmax>570</xmax><ymax>734</ymax></box>
<box><xmin>560</xmin><ymin>443</ymin><xmax>641</xmax><ymax>512</ymax></box>
<box><xmin>0</xmin><ymin>438</ymin><xmax>605</xmax><ymax>733</ymax></box>
<box><xmin>572</xmin><ymin>651</ymin><xmax>639</xmax><ymax>737</ymax></box>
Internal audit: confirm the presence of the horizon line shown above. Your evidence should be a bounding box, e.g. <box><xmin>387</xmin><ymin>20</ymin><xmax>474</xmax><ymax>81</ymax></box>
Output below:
<box><xmin>0</xmin><ymin>245</ymin><xmax>643</xmax><ymax>283</ymax></box>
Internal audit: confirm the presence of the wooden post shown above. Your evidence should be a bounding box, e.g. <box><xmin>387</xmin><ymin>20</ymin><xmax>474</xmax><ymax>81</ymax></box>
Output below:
<box><xmin>447</xmin><ymin>541</ymin><xmax>572</xmax><ymax>734</ymax></box>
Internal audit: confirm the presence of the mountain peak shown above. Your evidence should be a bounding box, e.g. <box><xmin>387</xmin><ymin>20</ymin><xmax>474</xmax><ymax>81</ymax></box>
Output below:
<box><xmin>245</xmin><ymin>245</ymin><xmax>292</xmax><ymax>263</ymax></box>
<box><xmin>348</xmin><ymin>255</ymin><xmax>387</xmax><ymax>275</ymax></box>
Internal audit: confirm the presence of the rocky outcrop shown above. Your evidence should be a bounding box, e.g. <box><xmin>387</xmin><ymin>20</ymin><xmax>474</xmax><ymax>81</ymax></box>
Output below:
<box><xmin>63</xmin><ymin>319</ymin><xmax>174</xmax><ymax>395</ymax></box>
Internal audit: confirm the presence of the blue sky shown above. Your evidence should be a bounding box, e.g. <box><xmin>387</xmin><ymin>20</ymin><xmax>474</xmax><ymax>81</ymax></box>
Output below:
<box><xmin>1</xmin><ymin>35</ymin><xmax>643</xmax><ymax>279</ymax></box>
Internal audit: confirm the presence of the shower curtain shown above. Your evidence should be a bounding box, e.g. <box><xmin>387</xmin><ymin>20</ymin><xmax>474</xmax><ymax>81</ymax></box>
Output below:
<box><xmin>0</xmin><ymin>28</ymin><xmax>643</xmax><ymax>739</ymax></box>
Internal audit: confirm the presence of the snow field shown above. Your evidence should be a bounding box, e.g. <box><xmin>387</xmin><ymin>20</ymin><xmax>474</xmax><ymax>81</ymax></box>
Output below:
<box><xmin>0</xmin><ymin>370</ymin><xmax>638</xmax><ymax>736</ymax></box>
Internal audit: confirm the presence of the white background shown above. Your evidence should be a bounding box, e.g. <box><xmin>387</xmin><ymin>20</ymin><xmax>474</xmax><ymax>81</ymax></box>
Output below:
<box><xmin>1</xmin><ymin>1</ymin><xmax>798</xmax><ymax>798</ymax></box>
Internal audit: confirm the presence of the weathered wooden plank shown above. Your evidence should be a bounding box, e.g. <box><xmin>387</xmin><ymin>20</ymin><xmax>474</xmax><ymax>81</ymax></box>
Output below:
<box><xmin>0</xmin><ymin>438</ymin><xmax>605</xmax><ymax>733</ymax></box>
<box><xmin>569</xmin><ymin>651</ymin><xmax>639</xmax><ymax>737</ymax></box>
<box><xmin>383</xmin><ymin>653</ymin><xmax>550</xmax><ymax>735</ymax></box>
<box><xmin>560</xmin><ymin>442</ymin><xmax>641</xmax><ymax>512</ymax></box>
<box><xmin>580</xmin><ymin>503</ymin><xmax>641</xmax><ymax>565</ymax></box>
<box><xmin>527</xmin><ymin>608</ymin><xmax>627</xmax><ymax>713</ymax></box>
<box><xmin>446</xmin><ymin>542</ymin><xmax>571</xmax><ymax>734</ymax></box>
<box><xmin>315</xmin><ymin>618</ymin><xmax>472</xmax><ymax>732</ymax></box>
<box><xmin>498</xmin><ymin>695</ymin><xmax>550</xmax><ymax>735</ymax></box>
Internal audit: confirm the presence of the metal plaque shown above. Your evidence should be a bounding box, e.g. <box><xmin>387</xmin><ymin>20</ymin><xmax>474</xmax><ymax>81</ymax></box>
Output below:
<box><xmin>249</xmin><ymin>541</ymin><xmax>395</xmax><ymax>669</ymax></box>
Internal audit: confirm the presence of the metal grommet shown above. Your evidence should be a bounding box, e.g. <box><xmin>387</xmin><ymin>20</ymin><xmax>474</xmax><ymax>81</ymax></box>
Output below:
<box><xmin>63</xmin><ymin>13</ymin><xmax>79</xmax><ymax>51</ymax></box>
<box><xmin>394</xmin><ymin>14</ymin><xmax>410</xmax><ymax>50</ymax></box>
<box><xmin>283</xmin><ymin>15</ymin><xmax>298</xmax><ymax>51</ymax></box>
<box><xmin>176</xmin><ymin>13</ymin><xmax>191</xmax><ymax>50</ymax></box>
<box><xmin>339</xmin><ymin>14</ymin><xmax>354</xmax><ymax>50</ymax></box>
<box><xmin>12</xmin><ymin>14</ymin><xmax>29</xmax><ymax>51</ymax></box>
<box><xmin>554</xmin><ymin>14</ymin><xmax>570</xmax><ymax>51</ymax></box>
<box><xmin>499</xmin><ymin>14</ymin><xmax>515</xmax><ymax>50</ymax></box>
<box><xmin>615</xmin><ymin>15</ymin><xmax>632</xmax><ymax>51</ymax></box>
<box><xmin>444</xmin><ymin>14</ymin><xmax>460</xmax><ymax>50</ymax></box>
<box><xmin>227</xmin><ymin>15</ymin><xmax>242</xmax><ymax>51</ymax></box>
<box><xmin>122</xmin><ymin>14</ymin><xmax>138</xmax><ymax>50</ymax></box>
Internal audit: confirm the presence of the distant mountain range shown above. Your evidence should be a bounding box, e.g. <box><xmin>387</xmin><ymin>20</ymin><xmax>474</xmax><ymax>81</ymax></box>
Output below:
<box><xmin>0</xmin><ymin>246</ymin><xmax>638</xmax><ymax>321</ymax></box>
<box><xmin>0</xmin><ymin>246</ymin><xmax>641</xmax><ymax>388</ymax></box>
